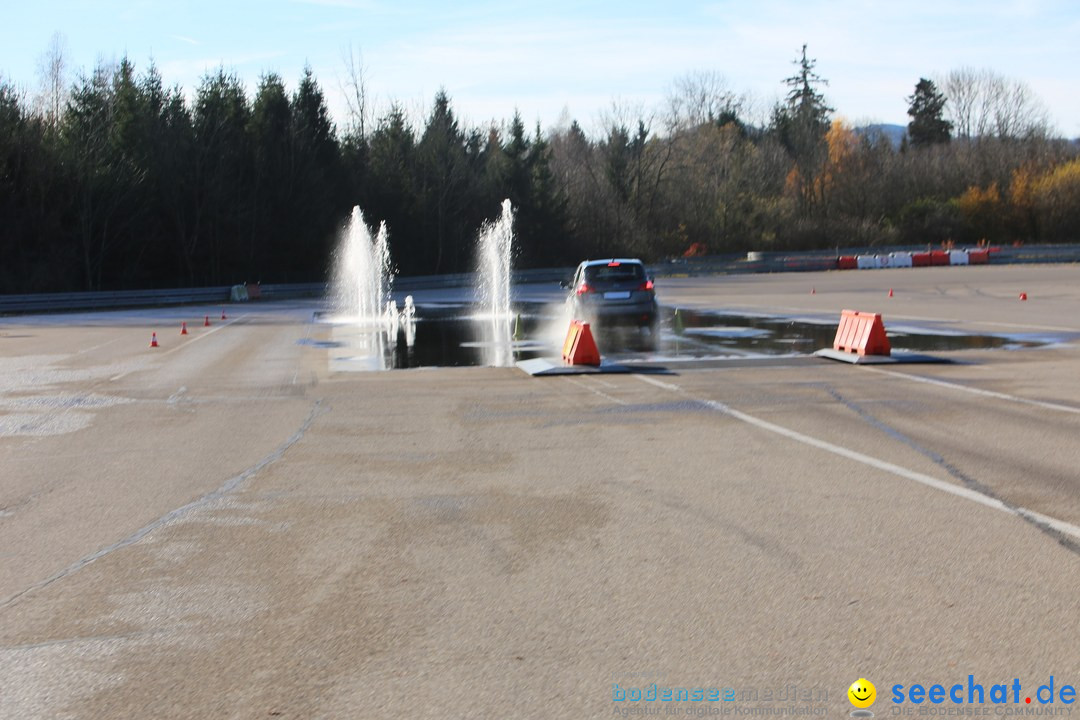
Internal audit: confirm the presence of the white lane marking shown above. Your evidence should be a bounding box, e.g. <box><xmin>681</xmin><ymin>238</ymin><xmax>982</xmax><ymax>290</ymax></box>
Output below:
<box><xmin>587</xmin><ymin>375</ymin><xmax>620</xmax><ymax>390</ymax></box>
<box><xmin>975</xmin><ymin>319</ymin><xmax>1080</xmax><ymax>333</ymax></box>
<box><xmin>562</xmin><ymin>376</ymin><xmax>629</xmax><ymax>406</ymax></box>
<box><xmin>161</xmin><ymin>314</ymin><xmax>245</xmax><ymax>357</ymax></box>
<box><xmin>634</xmin><ymin>374</ymin><xmax>1080</xmax><ymax>542</ymax></box>
<box><xmin>108</xmin><ymin>315</ymin><xmax>247</xmax><ymax>382</ymax></box>
<box><xmin>859</xmin><ymin>367</ymin><xmax>1080</xmax><ymax>415</ymax></box>
<box><xmin>76</xmin><ymin>337</ymin><xmax>122</xmax><ymax>355</ymax></box>
<box><xmin>1019</xmin><ymin>508</ymin><xmax>1080</xmax><ymax>539</ymax></box>
<box><xmin>692</xmin><ymin>303</ymin><xmax>1079</xmax><ymax>333</ymax></box>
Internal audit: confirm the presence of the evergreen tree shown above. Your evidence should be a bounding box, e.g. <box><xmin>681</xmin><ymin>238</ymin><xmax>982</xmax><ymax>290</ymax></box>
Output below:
<box><xmin>771</xmin><ymin>44</ymin><xmax>833</xmax><ymax>215</ymax></box>
<box><xmin>193</xmin><ymin>67</ymin><xmax>251</xmax><ymax>284</ymax></box>
<box><xmin>773</xmin><ymin>44</ymin><xmax>833</xmax><ymax>158</ymax></box>
<box><xmin>0</xmin><ymin>80</ymin><xmax>72</xmax><ymax>292</ymax></box>
<box><xmin>418</xmin><ymin>90</ymin><xmax>470</xmax><ymax>273</ymax></box>
<box><xmin>152</xmin><ymin>76</ymin><xmax>196</xmax><ymax>286</ymax></box>
<box><xmin>108</xmin><ymin>57</ymin><xmax>155</xmax><ymax>287</ymax></box>
<box><xmin>64</xmin><ymin>61</ymin><xmax>148</xmax><ymax>290</ymax></box>
<box><xmin>906</xmin><ymin>78</ymin><xmax>952</xmax><ymax>147</ymax></box>
<box><xmin>367</xmin><ymin>105</ymin><xmax>419</xmax><ymax>274</ymax></box>
<box><xmin>340</xmin><ymin>127</ymin><xmax>370</xmax><ymax>220</ymax></box>
<box><xmin>289</xmin><ymin>66</ymin><xmax>345</xmax><ymax>281</ymax></box>
<box><xmin>502</xmin><ymin>112</ymin><xmax>532</xmax><ymax>205</ymax></box>
<box><xmin>603</xmin><ymin>121</ymin><xmax>648</xmax><ymax>205</ymax></box>
<box><xmin>249</xmin><ymin>72</ymin><xmax>292</xmax><ymax>280</ymax></box>
<box><xmin>523</xmin><ymin>123</ymin><xmax>569</xmax><ymax>266</ymax></box>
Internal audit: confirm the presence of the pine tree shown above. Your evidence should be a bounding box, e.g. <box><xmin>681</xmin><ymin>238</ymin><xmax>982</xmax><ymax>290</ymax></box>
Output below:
<box><xmin>774</xmin><ymin>44</ymin><xmax>833</xmax><ymax>159</ymax></box>
<box><xmin>906</xmin><ymin>78</ymin><xmax>952</xmax><ymax>147</ymax></box>
<box><xmin>772</xmin><ymin>44</ymin><xmax>833</xmax><ymax>215</ymax></box>
<box><xmin>249</xmin><ymin>73</ymin><xmax>292</xmax><ymax>280</ymax></box>
<box><xmin>289</xmin><ymin>66</ymin><xmax>345</xmax><ymax>280</ymax></box>
<box><xmin>367</xmin><ymin>106</ymin><xmax>419</xmax><ymax>274</ymax></box>
<box><xmin>418</xmin><ymin>90</ymin><xmax>470</xmax><ymax>273</ymax></box>
<box><xmin>524</xmin><ymin>123</ymin><xmax>569</xmax><ymax>266</ymax></box>
<box><xmin>65</xmin><ymin>61</ymin><xmax>148</xmax><ymax>289</ymax></box>
<box><xmin>193</xmin><ymin>68</ymin><xmax>251</xmax><ymax>283</ymax></box>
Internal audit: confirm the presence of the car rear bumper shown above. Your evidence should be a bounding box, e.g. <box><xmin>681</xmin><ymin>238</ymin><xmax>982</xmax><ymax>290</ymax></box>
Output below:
<box><xmin>572</xmin><ymin>298</ymin><xmax>658</xmax><ymax>326</ymax></box>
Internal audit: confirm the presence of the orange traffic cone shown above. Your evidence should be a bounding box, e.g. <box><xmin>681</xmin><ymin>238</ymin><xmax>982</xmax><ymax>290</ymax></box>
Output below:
<box><xmin>811</xmin><ymin>287</ymin><xmax>816</xmax><ymax>295</ymax></box>
<box><xmin>204</xmin><ymin>315</ymin><xmax>211</xmax><ymax>327</ymax></box>
<box><xmin>562</xmin><ymin>321</ymin><xmax>602</xmax><ymax>366</ymax></box>
<box><xmin>221</xmin><ymin>308</ymin><xmax>227</xmax><ymax>320</ymax></box>
<box><xmin>180</xmin><ymin>322</ymin><xmax>188</xmax><ymax>335</ymax></box>
<box><xmin>1019</xmin><ymin>292</ymin><xmax>1028</xmax><ymax>301</ymax></box>
<box><xmin>150</xmin><ymin>332</ymin><xmax>159</xmax><ymax>348</ymax></box>
<box><xmin>888</xmin><ymin>288</ymin><xmax>894</xmax><ymax>298</ymax></box>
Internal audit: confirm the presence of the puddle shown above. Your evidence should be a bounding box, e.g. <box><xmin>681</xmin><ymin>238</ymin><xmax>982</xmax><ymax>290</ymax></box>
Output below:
<box><xmin>312</xmin><ymin>303</ymin><xmax>1050</xmax><ymax>371</ymax></box>
<box><xmin>668</xmin><ymin>309</ymin><xmax>1045</xmax><ymax>355</ymax></box>
<box><xmin>319</xmin><ymin>305</ymin><xmax>552</xmax><ymax>371</ymax></box>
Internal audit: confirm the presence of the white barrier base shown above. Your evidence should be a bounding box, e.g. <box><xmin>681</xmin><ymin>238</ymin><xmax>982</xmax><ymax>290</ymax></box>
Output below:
<box><xmin>814</xmin><ymin>349</ymin><xmax>949</xmax><ymax>365</ymax></box>
<box><xmin>516</xmin><ymin>357</ymin><xmax>633</xmax><ymax>375</ymax></box>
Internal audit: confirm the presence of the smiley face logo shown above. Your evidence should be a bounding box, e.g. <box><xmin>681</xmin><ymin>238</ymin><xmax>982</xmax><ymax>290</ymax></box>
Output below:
<box><xmin>848</xmin><ymin>678</ymin><xmax>876</xmax><ymax>709</ymax></box>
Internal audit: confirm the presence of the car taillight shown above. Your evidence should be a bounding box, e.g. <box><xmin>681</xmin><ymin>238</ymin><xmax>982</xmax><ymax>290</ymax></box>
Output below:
<box><xmin>576</xmin><ymin>283</ymin><xmax>593</xmax><ymax>295</ymax></box>
<box><xmin>638</xmin><ymin>279</ymin><xmax>654</xmax><ymax>291</ymax></box>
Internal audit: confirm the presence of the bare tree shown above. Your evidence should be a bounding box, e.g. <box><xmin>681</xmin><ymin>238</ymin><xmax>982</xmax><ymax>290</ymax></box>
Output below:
<box><xmin>940</xmin><ymin>67</ymin><xmax>977</xmax><ymax>139</ymax></box>
<box><xmin>941</xmin><ymin>67</ymin><xmax>1051</xmax><ymax>140</ymax></box>
<box><xmin>339</xmin><ymin>43</ymin><xmax>371</xmax><ymax>139</ymax></box>
<box><xmin>665</xmin><ymin>70</ymin><xmax>744</xmax><ymax>133</ymax></box>
<box><xmin>598</xmin><ymin>98</ymin><xmax>655</xmax><ymax>139</ymax></box>
<box><xmin>992</xmin><ymin>78</ymin><xmax>1050</xmax><ymax>139</ymax></box>
<box><xmin>34</xmin><ymin>32</ymin><xmax>69</xmax><ymax>132</ymax></box>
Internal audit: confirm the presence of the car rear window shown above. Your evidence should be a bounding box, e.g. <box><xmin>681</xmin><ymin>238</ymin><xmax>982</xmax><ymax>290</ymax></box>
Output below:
<box><xmin>584</xmin><ymin>263</ymin><xmax>645</xmax><ymax>283</ymax></box>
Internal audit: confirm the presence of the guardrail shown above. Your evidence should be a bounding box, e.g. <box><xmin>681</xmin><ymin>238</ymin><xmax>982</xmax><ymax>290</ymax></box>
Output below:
<box><xmin>0</xmin><ymin>286</ymin><xmax>234</xmax><ymax>315</ymax></box>
<box><xmin>3</xmin><ymin>245</ymin><xmax>1077</xmax><ymax>315</ymax></box>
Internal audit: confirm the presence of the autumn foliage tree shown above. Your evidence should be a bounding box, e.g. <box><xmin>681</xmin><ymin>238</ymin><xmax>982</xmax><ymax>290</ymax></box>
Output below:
<box><xmin>954</xmin><ymin>183</ymin><xmax>1006</xmax><ymax>244</ymax></box>
<box><xmin>1029</xmin><ymin>159</ymin><xmax>1080</xmax><ymax>241</ymax></box>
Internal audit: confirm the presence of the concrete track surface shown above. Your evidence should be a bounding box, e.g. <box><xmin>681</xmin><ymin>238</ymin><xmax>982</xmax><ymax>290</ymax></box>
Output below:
<box><xmin>2</xmin><ymin>264</ymin><xmax>1079</xmax><ymax>718</ymax></box>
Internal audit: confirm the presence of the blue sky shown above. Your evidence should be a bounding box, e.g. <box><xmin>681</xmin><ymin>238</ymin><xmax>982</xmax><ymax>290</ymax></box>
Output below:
<box><xmin>3</xmin><ymin>0</ymin><xmax>1078</xmax><ymax>136</ymax></box>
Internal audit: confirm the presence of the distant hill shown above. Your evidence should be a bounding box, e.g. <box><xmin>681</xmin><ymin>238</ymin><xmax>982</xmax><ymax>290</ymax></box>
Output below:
<box><xmin>856</xmin><ymin>123</ymin><xmax>906</xmax><ymax>148</ymax></box>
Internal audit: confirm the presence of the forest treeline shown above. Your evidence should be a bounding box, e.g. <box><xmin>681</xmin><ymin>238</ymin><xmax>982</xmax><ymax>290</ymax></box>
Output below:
<box><xmin>1</xmin><ymin>46</ymin><xmax>1079</xmax><ymax>293</ymax></box>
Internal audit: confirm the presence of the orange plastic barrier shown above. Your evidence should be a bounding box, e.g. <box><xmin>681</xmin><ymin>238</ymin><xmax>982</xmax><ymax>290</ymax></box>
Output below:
<box><xmin>562</xmin><ymin>320</ymin><xmax>601</xmax><ymax>366</ymax></box>
<box><xmin>911</xmin><ymin>252</ymin><xmax>931</xmax><ymax>267</ymax></box>
<box><xmin>837</xmin><ymin>256</ymin><xmax>858</xmax><ymax>270</ymax></box>
<box><xmin>968</xmin><ymin>249</ymin><xmax>989</xmax><ymax>264</ymax></box>
<box><xmin>930</xmin><ymin>250</ymin><xmax>950</xmax><ymax>266</ymax></box>
<box><xmin>246</xmin><ymin>282</ymin><xmax>262</xmax><ymax>300</ymax></box>
<box><xmin>833</xmin><ymin>310</ymin><xmax>891</xmax><ymax>357</ymax></box>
